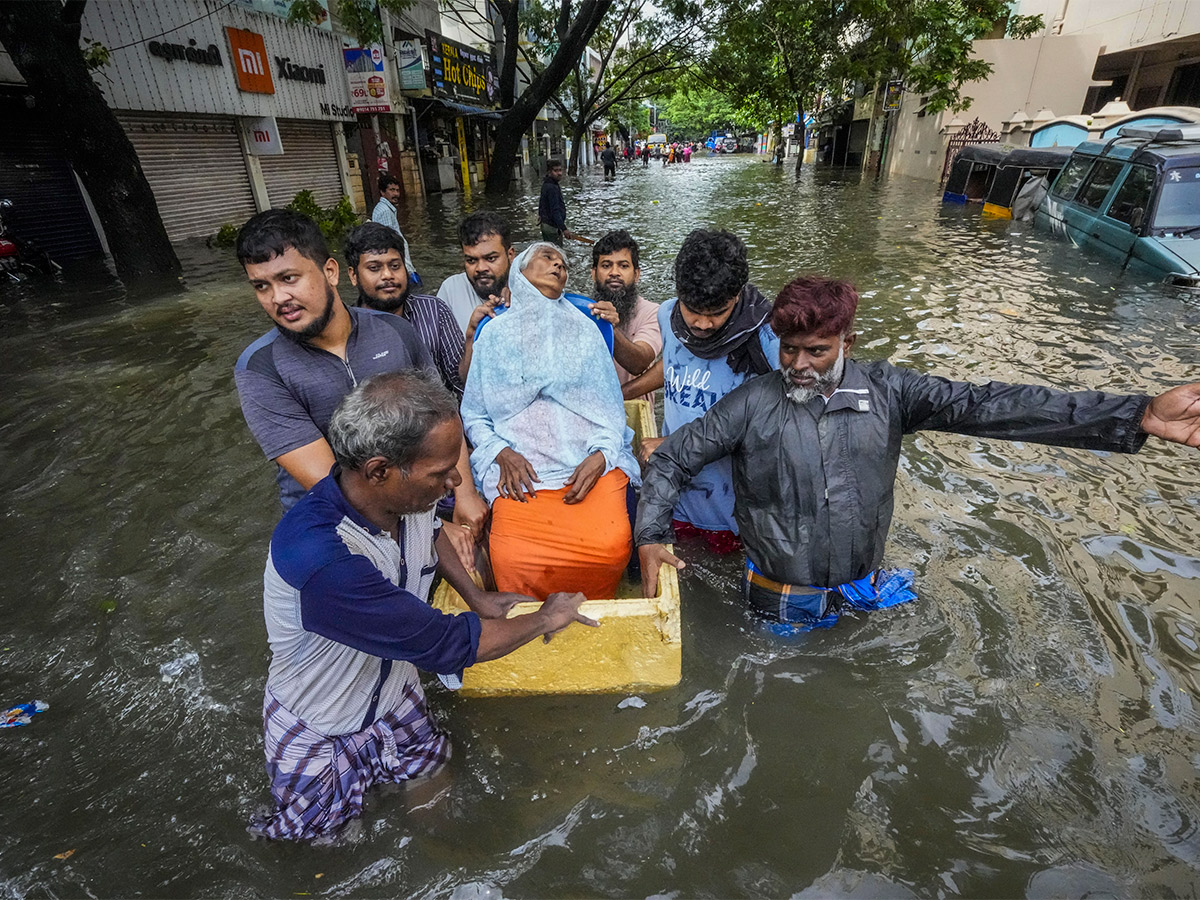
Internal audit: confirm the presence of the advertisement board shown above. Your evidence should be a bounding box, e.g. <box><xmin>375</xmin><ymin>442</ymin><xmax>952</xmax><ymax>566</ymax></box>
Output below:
<box><xmin>424</xmin><ymin>30</ymin><xmax>498</xmax><ymax>107</ymax></box>
<box><xmin>343</xmin><ymin>44</ymin><xmax>392</xmax><ymax>113</ymax></box>
<box><xmin>396</xmin><ymin>39</ymin><xmax>426</xmax><ymax>91</ymax></box>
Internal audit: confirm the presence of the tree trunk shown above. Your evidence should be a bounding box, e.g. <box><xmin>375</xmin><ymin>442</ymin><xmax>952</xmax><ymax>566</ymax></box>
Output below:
<box><xmin>485</xmin><ymin>0</ymin><xmax>616</xmax><ymax>193</ymax></box>
<box><xmin>0</xmin><ymin>1</ymin><xmax>182</xmax><ymax>281</ymax></box>
<box><xmin>567</xmin><ymin>119</ymin><xmax>587</xmax><ymax>175</ymax></box>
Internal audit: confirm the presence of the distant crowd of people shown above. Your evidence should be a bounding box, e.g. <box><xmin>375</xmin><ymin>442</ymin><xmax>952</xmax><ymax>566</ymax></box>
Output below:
<box><xmin>231</xmin><ymin>170</ymin><xmax>1200</xmax><ymax>842</ymax></box>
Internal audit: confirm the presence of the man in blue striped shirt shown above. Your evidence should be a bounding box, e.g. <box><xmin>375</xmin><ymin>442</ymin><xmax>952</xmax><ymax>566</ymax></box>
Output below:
<box><xmin>252</xmin><ymin>371</ymin><xmax>594</xmax><ymax>840</ymax></box>
<box><xmin>346</xmin><ymin>222</ymin><xmax>464</xmax><ymax>399</ymax></box>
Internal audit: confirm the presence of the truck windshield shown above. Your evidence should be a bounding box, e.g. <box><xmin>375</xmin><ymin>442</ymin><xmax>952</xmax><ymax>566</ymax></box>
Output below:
<box><xmin>1153</xmin><ymin>167</ymin><xmax>1200</xmax><ymax>233</ymax></box>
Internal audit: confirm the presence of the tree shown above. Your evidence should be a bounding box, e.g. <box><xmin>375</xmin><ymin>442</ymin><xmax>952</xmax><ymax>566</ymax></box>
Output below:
<box><xmin>535</xmin><ymin>0</ymin><xmax>701</xmax><ymax>174</ymax></box>
<box><xmin>0</xmin><ymin>1</ymin><xmax>181</xmax><ymax>281</ymax></box>
<box><xmin>485</xmin><ymin>0</ymin><xmax>617</xmax><ymax>191</ymax></box>
<box><xmin>705</xmin><ymin>0</ymin><xmax>1043</xmax><ymax>171</ymax></box>
<box><xmin>659</xmin><ymin>81</ymin><xmax>752</xmax><ymax>139</ymax></box>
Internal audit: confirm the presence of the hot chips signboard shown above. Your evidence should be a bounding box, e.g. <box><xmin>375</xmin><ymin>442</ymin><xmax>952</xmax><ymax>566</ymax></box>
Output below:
<box><xmin>424</xmin><ymin>30</ymin><xmax>498</xmax><ymax>107</ymax></box>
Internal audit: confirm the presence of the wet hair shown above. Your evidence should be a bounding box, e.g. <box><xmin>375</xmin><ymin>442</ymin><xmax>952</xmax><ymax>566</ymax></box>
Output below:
<box><xmin>458</xmin><ymin>211</ymin><xmax>511</xmax><ymax>250</ymax></box>
<box><xmin>673</xmin><ymin>229</ymin><xmax>748</xmax><ymax>313</ymax></box>
<box><xmin>547</xmin><ymin>159</ymin><xmax>564</xmax><ymax>171</ymax></box>
<box><xmin>592</xmin><ymin>229</ymin><xmax>639</xmax><ymax>269</ymax></box>
<box><xmin>770</xmin><ymin>276</ymin><xmax>859</xmax><ymax>338</ymax></box>
<box><xmin>343</xmin><ymin>221</ymin><xmax>405</xmax><ymax>270</ymax></box>
<box><xmin>236</xmin><ymin>209</ymin><xmax>330</xmax><ymax>268</ymax></box>
<box><xmin>328</xmin><ymin>371</ymin><xmax>458</xmax><ymax>472</ymax></box>
<box><xmin>378</xmin><ymin>173</ymin><xmax>400</xmax><ymax>194</ymax></box>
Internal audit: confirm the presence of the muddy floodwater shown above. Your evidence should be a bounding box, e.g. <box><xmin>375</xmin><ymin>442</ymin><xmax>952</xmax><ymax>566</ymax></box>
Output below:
<box><xmin>3</xmin><ymin>154</ymin><xmax>1200</xmax><ymax>898</ymax></box>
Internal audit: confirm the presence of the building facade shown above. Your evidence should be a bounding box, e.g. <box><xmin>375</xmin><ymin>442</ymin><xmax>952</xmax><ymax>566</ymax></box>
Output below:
<box><xmin>80</xmin><ymin>0</ymin><xmax>356</xmax><ymax>241</ymax></box>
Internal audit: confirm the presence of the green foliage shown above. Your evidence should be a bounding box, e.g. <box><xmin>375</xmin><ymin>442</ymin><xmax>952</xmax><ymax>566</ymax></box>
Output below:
<box><xmin>705</xmin><ymin>0</ymin><xmax>1046</xmax><ymax>126</ymax></box>
<box><xmin>81</xmin><ymin>38</ymin><xmax>110</xmax><ymax>70</ymax></box>
<box><xmin>288</xmin><ymin>0</ymin><xmax>414</xmax><ymax>45</ymax></box>
<box><xmin>287</xmin><ymin>191</ymin><xmax>361</xmax><ymax>242</ymax></box>
<box><xmin>213</xmin><ymin>223</ymin><xmax>240</xmax><ymax>247</ymax></box>
<box><xmin>660</xmin><ymin>83</ymin><xmax>750</xmax><ymax>138</ymax></box>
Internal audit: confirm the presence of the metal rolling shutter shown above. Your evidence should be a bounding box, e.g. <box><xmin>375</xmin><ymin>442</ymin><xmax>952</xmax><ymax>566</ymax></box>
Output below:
<box><xmin>117</xmin><ymin>112</ymin><xmax>256</xmax><ymax>241</ymax></box>
<box><xmin>259</xmin><ymin>120</ymin><xmax>343</xmax><ymax>209</ymax></box>
<box><xmin>0</xmin><ymin>118</ymin><xmax>103</xmax><ymax>261</ymax></box>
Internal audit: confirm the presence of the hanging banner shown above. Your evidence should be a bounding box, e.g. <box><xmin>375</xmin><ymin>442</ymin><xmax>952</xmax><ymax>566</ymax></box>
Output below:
<box><xmin>396</xmin><ymin>39</ymin><xmax>426</xmax><ymax>91</ymax></box>
<box><xmin>884</xmin><ymin>80</ymin><xmax>904</xmax><ymax>111</ymax></box>
<box><xmin>344</xmin><ymin>44</ymin><xmax>393</xmax><ymax>113</ymax></box>
<box><xmin>425</xmin><ymin>30</ymin><xmax>498</xmax><ymax>107</ymax></box>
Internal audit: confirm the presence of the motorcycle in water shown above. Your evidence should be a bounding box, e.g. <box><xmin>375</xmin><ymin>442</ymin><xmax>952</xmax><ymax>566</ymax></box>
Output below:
<box><xmin>0</xmin><ymin>199</ymin><xmax>61</xmax><ymax>282</ymax></box>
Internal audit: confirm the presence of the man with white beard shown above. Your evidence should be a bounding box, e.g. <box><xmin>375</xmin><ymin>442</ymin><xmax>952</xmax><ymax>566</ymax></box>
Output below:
<box><xmin>635</xmin><ymin>275</ymin><xmax>1200</xmax><ymax>628</ymax></box>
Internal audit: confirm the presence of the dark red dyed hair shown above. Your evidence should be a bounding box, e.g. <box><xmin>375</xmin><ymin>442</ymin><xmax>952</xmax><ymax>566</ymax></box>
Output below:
<box><xmin>770</xmin><ymin>276</ymin><xmax>858</xmax><ymax>338</ymax></box>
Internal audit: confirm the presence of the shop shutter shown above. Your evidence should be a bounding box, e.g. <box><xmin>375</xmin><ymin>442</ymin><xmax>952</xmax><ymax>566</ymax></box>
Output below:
<box><xmin>117</xmin><ymin>112</ymin><xmax>256</xmax><ymax>241</ymax></box>
<box><xmin>0</xmin><ymin>119</ymin><xmax>103</xmax><ymax>261</ymax></box>
<box><xmin>259</xmin><ymin>120</ymin><xmax>344</xmax><ymax>209</ymax></box>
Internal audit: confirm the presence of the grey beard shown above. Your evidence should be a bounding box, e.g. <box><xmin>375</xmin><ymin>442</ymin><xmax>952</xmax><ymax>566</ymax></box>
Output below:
<box><xmin>785</xmin><ymin>348</ymin><xmax>845</xmax><ymax>404</ymax></box>
<box><xmin>591</xmin><ymin>280</ymin><xmax>638</xmax><ymax>324</ymax></box>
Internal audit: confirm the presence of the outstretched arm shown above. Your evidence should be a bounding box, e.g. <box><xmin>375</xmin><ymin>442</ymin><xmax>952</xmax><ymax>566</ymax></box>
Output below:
<box><xmin>1141</xmin><ymin>382</ymin><xmax>1200</xmax><ymax>447</ymax></box>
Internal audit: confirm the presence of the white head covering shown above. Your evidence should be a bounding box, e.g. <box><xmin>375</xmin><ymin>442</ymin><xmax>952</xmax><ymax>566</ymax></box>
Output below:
<box><xmin>460</xmin><ymin>243</ymin><xmax>640</xmax><ymax>503</ymax></box>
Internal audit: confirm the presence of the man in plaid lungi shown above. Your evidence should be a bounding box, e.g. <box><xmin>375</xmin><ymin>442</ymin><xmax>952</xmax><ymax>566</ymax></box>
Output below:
<box><xmin>251</xmin><ymin>371</ymin><xmax>596</xmax><ymax>840</ymax></box>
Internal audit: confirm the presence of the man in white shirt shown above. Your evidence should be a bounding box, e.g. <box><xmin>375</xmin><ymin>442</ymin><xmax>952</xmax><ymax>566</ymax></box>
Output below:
<box><xmin>370</xmin><ymin>174</ymin><xmax>416</xmax><ymax>279</ymax></box>
<box><xmin>436</xmin><ymin>211</ymin><xmax>515</xmax><ymax>333</ymax></box>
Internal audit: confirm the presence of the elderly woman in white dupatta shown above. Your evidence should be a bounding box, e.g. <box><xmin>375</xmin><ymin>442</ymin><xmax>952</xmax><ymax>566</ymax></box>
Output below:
<box><xmin>461</xmin><ymin>242</ymin><xmax>640</xmax><ymax>601</ymax></box>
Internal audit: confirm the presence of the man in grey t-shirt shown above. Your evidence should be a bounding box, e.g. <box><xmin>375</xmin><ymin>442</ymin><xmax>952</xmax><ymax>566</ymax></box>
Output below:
<box><xmin>233</xmin><ymin>210</ymin><xmax>488</xmax><ymax>558</ymax></box>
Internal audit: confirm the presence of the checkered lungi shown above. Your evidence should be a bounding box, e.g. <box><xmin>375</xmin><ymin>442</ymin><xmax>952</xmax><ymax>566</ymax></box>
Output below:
<box><xmin>249</xmin><ymin>683</ymin><xmax>451</xmax><ymax>841</ymax></box>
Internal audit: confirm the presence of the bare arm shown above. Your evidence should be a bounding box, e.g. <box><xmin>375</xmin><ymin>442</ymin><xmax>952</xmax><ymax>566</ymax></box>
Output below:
<box><xmin>621</xmin><ymin>357</ymin><xmax>664</xmax><ymax>401</ymax></box>
<box><xmin>274</xmin><ymin>438</ymin><xmax>336</xmax><ymax>491</ymax></box>
<box><xmin>590</xmin><ymin>300</ymin><xmax>656</xmax><ymax>377</ymax></box>
<box><xmin>475</xmin><ymin>591</ymin><xmax>597</xmax><ymax>661</ymax></box>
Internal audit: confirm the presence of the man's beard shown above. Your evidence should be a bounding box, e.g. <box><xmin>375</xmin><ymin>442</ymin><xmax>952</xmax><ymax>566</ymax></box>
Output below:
<box><xmin>277</xmin><ymin>283</ymin><xmax>337</xmax><ymax>343</ymax></box>
<box><xmin>470</xmin><ymin>269</ymin><xmax>508</xmax><ymax>300</ymax></box>
<box><xmin>357</xmin><ymin>281</ymin><xmax>411</xmax><ymax>313</ymax></box>
<box><xmin>785</xmin><ymin>346</ymin><xmax>845</xmax><ymax>404</ymax></box>
<box><xmin>592</xmin><ymin>279</ymin><xmax>638</xmax><ymax>325</ymax></box>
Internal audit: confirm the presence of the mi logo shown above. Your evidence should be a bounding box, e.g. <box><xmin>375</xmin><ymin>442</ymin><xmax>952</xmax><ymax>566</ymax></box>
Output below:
<box><xmin>238</xmin><ymin>48</ymin><xmax>264</xmax><ymax>76</ymax></box>
<box><xmin>226</xmin><ymin>27</ymin><xmax>275</xmax><ymax>94</ymax></box>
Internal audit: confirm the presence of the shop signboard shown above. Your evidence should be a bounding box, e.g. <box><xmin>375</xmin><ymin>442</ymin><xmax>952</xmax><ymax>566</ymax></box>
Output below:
<box><xmin>424</xmin><ymin>30</ymin><xmax>498</xmax><ymax>107</ymax></box>
<box><xmin>884</xmin><ymin>80</ymin><xmax>903</xmax><ymax>111</ymax></box>
<box><xmin>344</xmin><ymin>44</ymin><xmax>393</xmax><ymax>113</ymax></box>
<box><xmin>241</xmin><ymin>116</ymin><xmax>283</xmax><ymax>155</ymax></box>
<box><xmin>396</xmin><ymin>39</ymin><xmax>426</xmax><ymax>91</ymax></box>
<box><xmin>226</xmin><ymin>27</ymin><xmax>275</xmax><ymax>94</ymax></box>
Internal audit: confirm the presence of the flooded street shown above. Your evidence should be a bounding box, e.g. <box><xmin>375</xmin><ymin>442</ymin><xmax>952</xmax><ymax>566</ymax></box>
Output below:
<box><xmin>4</xmin><ymin>154</ymin><xmax>1200</xmax><ymax>897</ymax></box>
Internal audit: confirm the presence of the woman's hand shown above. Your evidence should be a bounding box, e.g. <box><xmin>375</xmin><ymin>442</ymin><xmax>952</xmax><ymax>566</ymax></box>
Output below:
<box><xmin>564</xmin><ymin>451</ymin><xmax>606</xmax><ymax>504</ymax></box>
<box><xmin>496</xmin><ymin>447</ymin><xmax>540</xmax><ymax>501</ymax></box>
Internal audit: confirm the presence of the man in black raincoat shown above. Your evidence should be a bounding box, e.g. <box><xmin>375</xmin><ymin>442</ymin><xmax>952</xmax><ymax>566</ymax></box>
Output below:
<box><xmin>636</xmin><ymin>275</ymin><xmax>1200</xmax><ymax>627</ymax></box>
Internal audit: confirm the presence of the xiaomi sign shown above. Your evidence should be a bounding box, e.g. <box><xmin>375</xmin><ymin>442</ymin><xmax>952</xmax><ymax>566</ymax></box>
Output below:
<box><xmin>226</xmin><ymin>27</ymin><xmax>274</xmax><ymax>94</ymax></box>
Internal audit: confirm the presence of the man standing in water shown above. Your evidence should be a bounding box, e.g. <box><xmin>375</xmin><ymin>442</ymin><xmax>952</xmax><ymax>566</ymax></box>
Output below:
<box><xmin>370</xmin><ymin>174</ymin><xmax>417</xmax><ymax>280</ymax></box>
<box><xmin>233</xmin><ymin>210</ymin><xmax>487</xmax><ymax>552</ymax></box>
<box><xmin>624</xmin><ymin>229</ymin><xmax>779</xmax><ymax>551</ymax></box>
<box><xmin>253</xmin><ymin>371</ymin><xmax>595</xmax><ymax>840</ymax></box>
<box><xmin>586</xmin><ymin>229</ymin><xmax>662</xmax><ymax>401</ymax></box>
<box><xmin>538</xmin><ymin>159</ymin><xmax>574</xmax><ymax>245</ymax></box>
<box><xmin>636</xmin><ymin>275</ymin><xmax>1200</xmax><ymax>627</ymax></box>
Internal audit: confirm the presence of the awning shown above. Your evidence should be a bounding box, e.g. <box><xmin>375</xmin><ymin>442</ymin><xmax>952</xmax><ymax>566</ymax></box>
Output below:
<box><xmin>433</xmin><ymin>98</ymin><xmax>503</xmax><ymax>120</ymax></box>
